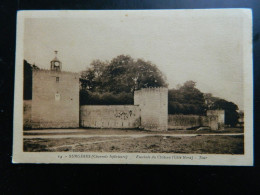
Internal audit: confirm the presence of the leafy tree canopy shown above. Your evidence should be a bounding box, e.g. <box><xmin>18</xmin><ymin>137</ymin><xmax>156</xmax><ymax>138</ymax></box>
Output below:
<box><xmin>168</xmin><ymin>80</ymin><xmax>206</xmax><ymax>115</ymax></box>
<box><xmin>168</xmin><ymin>81</ymin><xmax>240</xmax><ymax>126</ymax></box>
<box><xmin>80</xmin><ymin>55</ymin><xmax>168</xmax><ymax>94</ymax></box>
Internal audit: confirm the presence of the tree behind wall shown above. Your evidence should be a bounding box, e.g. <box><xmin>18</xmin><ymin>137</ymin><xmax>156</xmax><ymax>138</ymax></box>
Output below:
<box><xmin>168</xmin><ymin>81</ymin><xmax>239</xmax><ymax>126</ymax></box>
<box><xmin>80</xmin><ymin>90</ymin><xmax>133</xmax><ymax>105</ymax></box>
<box><xmin>168</xmin><ymin>81</ymin><xmax>206</xmax><ymax>115</ymax></box>
<box><xmin>80</xmin><ymin>55</ymin><xmax>168</xmax><ymax>105</ymax></box>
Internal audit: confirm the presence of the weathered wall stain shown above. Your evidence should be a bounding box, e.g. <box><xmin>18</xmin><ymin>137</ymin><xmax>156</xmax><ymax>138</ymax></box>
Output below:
<box><xmin>80</xmin><ymin>105</ymin><xmax>141</xmax><ymax>128</ymax></box>
<box><xmin>114</xmin><ymin>110</ymin><xmax>134</xmax><ymax>120</ymax></box>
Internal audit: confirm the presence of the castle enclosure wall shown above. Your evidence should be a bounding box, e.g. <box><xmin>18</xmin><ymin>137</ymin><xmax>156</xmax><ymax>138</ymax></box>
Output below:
<box><xmin>134</xmin><ymin>88</ymin><xmax>168</xmax><ymax>131</ymax></box>
<box><xmin>80</xmin><ymin>105</ymin><xmax>141</xmax><ymax>128</ymax></box>
<box><xmin>168</xmin><ymin>110</ymin><xmax>225</xmax><ymax>130</ymax></box>
<box><xmin>31</xmin><ymin>70</ymin><xmax>79</xmax><ymax>128</ymax></box>
<box><xmin>168</xmin><ymin>114</ymin><xmax>204</xmax><ymax>130</ymax></box>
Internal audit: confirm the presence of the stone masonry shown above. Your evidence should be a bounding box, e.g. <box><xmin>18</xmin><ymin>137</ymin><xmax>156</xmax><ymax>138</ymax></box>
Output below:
<box><xmin>80</xmin><ymin>105</ymin><xmax>141</xmax><ymax>129</ymax></box>
<box><xmin>134</xmin><ymin>87</ymin><xmax>168</xmax><ymax>131</ymax></box>
<box><xmin>31</xmin><ymin>69</ymin><xmax>79</xmax><ymax>128</ymax></box>
<box><xmin>206</xmin><ymin>110</ymin><xmax>225</xmax><ymax>130</ymax></box>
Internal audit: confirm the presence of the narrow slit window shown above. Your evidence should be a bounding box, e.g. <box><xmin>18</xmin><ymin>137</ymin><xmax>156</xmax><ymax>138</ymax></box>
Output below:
<box><xmin>56</xmin><ymin>77</ymin><xmax>59</xmax><ymax>83</ymax></box>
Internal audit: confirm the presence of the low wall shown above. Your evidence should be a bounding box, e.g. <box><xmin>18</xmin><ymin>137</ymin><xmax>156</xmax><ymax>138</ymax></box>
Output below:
<box><xmin>31</xmin><ymin>122</ymin><xmax>79</xmax><ymax>129</ymax></box>
<box><xmin>23</xmin><ymin>100</ymin><xmax>32</xmax><ymax>129</ymax></box>
<box><xmin>80</xmin><ymin>105</ymin><xmax>141</xmax><ymax>129</ymax></box>
<box><xmin>168</xmin><ymin>115</ymin><xmax>205</xmax><ymax>130</ymax></box>
<box><xmin>168</xmin><ymin>112</ymin><xmax>224</xmax><ymax>130</ymax></box>
<box><xmin>23</xmin><ymin>100</ymin><xmax>79</xmax><ymax>129</ymax></box>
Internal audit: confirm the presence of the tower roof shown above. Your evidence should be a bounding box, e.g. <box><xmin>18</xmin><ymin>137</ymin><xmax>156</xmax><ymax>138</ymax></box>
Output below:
<box><xmin>51</xmin><ymin>51</ymin><xmax>61</xmax><ymax>62</ymax></box>
<box><xmin>51</xmin><ymin>56</ymin><xmax>60</xmax><ymax>62</ymax></box>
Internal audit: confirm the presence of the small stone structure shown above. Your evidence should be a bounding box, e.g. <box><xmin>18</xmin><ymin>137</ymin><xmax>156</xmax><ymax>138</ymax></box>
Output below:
<box><xmin>80</xmin><ymin>105</ymin><xmax>141</xmax><ymax>128</ymax></box>
<box><xmin>134</xmin><ymin>87</ymin><xmax>168</xmax><ymax>131</ymax></box>
<box><xmin>206</xmin><ymin>110</ymin><xmax>225</xmax><ymax>130</ymax></box>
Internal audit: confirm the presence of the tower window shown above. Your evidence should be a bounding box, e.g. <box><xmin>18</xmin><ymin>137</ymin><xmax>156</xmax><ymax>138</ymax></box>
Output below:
<box><xmin>56</xmin><ymin>77</ymin><xmax>59</xmax><ymax>83</ymax></box>
<box><xmin>55</xmin><ymin>93</ymin><xmax>60</xmax><ymax>101</ymax></box>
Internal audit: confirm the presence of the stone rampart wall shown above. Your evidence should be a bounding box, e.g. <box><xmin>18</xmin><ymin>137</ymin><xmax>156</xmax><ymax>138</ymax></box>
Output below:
<box><xmin>168</xmin><ymin>114</ymin><xmax>204</xmax><ymax>130</ymax></box>
<box><xmin>168</xmin><ymin>110</ymin><xmax>225</xmax><ymax>130</ymax></box>
<box><xmin>80</xmin><ymin>105</ymin><xmax>141</xmax><ymax>128</ymax></box>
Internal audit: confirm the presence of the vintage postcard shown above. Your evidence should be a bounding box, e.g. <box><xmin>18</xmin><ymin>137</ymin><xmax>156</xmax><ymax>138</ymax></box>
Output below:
<box><xmin>13</xmin><ymin>9</ymin><xmax>253</xmax><ymax>165</ymax></box>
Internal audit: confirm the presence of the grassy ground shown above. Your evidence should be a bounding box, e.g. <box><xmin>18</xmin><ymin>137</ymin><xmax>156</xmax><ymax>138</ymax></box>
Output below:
<box><xmin>24</xmin><ymin>127</ymin><xmax>243</xmax><ymax>136</ymax></box>
<box><xmin>24</xmin><ymin>134</ymin><xmax>244</xmax><ymax>154</ymax></box>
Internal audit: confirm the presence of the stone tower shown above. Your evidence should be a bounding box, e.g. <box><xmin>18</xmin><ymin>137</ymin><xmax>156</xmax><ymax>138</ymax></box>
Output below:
<box><xmin>134</xmin><ymin>87</ymin><xmax>168</xmax><ymax>131</ymax></box>
<box><xmin>206</xmin><ymin>110</ymin><xmax>225</xmax><ymax>130</ymax></box>
<box><xmin>31</xmin><ymin>51</ymin><xmax>80</xmax><ymax>128</ymax></box>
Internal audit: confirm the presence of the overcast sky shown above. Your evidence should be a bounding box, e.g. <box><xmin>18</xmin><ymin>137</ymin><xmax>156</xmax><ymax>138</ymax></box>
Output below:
<box><xmin>23</xmin><ymin>10</ymin><xmax>245</xmax><ymax>110</ymax></box>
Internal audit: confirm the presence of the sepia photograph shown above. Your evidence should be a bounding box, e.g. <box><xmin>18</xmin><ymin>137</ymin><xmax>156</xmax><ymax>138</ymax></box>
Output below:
<box><xmin>13</xmin><ymin>9</ymin><xmax>253</xmax><ymax>165</ymax></box>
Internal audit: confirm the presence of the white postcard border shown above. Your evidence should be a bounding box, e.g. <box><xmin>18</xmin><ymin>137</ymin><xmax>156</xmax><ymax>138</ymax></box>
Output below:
<box><xmin>13</xmin><ymin>10</ymin><xmax>253</xmax><ymax>166</ymax></box>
